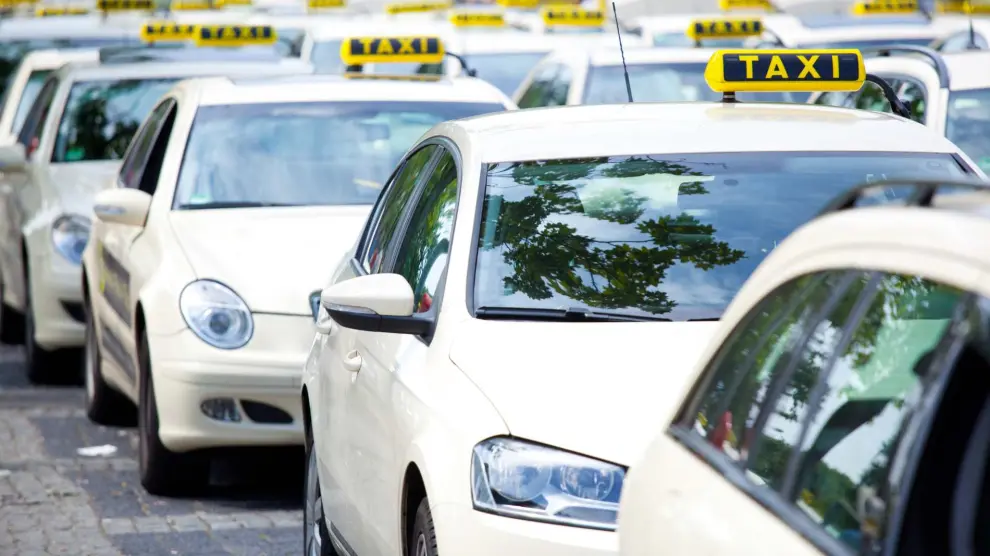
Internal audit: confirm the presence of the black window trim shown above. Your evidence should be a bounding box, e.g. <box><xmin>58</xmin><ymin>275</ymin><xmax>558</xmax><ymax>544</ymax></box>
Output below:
<box><xmin>16</xmin><ymin>74</ymin><xmax>58</xmax><ymax>150</ymax></box>
<box><xmin>117</xmin><ymin>97</ymin><xmax>175</xmax><ymax>189</ymax></box>
<box><xmin>137</xmin><ymin>101</ymin><xmax>177</xmax><ymax>197</ymax></box>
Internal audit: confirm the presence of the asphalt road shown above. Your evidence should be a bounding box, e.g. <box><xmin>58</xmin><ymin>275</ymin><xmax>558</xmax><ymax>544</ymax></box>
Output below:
<box><xmin>0</xmin><ymin>346</ymin><xmax>304</xmax><ymax>556</ymax></box>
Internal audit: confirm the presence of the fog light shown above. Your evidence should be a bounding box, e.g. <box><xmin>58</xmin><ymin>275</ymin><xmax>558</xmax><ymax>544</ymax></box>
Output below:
<box><xmin>200</xmin><ymin>398</ymin><xmax>242</xmax><ymax>422</ymax></box>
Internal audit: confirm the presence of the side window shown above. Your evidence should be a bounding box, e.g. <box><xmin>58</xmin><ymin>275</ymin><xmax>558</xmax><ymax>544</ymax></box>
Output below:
<box><xmin>685</xmin><ymin>270</ymin><xmax>965</xmax><ymax>552</ymax></box>
<box><xmin>16</xmin><ymin>77</ymin><xmax>57</xmax><ymax>153</ymax></box>
<box><xmin>361</xmin><ymin>145</ymin><xmax>438</xmax><ymax>274</ymax></box>
<box><xmin>898</xmin><ymin>81</ymin><xmax>927</xmax><ymax>124</ymax></box>
<box><xmin>392</xmin><ymin>149</ymin><xmax>458</xmax><ymax>315</ymax></box>
<box><xmin>136</xmin><ymin>104</ymin><xmax>176</xmax><ymax>196</ymax></box>
<box><xmin>546</xmin><ymin>65</ymin><xmax>572</xmax><ymax>107</ymax></box>
<box><xmin>119</xmin><ymin>100</ymin><xmax>172</xmax><ymax>189</ymax></box>
<box><xmin>854</xmin><ymin>79</ymin><xmax>902</xmax><ymax>114</ymax></box>
<box><xmin>517</xmin><ymin>64</ymin><xmax>559</xmax><ymax>109</ymax></box>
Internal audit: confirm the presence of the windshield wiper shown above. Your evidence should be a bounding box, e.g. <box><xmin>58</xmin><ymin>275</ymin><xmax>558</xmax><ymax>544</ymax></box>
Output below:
<box><xmin>688</xmin><ymin>317</ymin><xmax>721</xmax><ymax>322</ymax></box>
<box><xmin>475</xmin><ymin>306</ymin><xmax>672</xmax><ymax>322</ymax></box>
<box><xmin>178</xmin><ymin>201</ymin><xmax>300</xmax><ymax>210</ymax></box>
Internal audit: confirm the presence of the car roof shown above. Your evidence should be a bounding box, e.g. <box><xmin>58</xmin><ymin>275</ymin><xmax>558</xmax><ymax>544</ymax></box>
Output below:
<box><xmin>308</xmin><ymin>18</ymin><xmax>453</xmax><ymax>40</ymax></box>
<box><xmin>633</xmin><ymin>13</ymin><xmax>799</xmax><ymax>33</ymax></box>
<box><xmin>943</xmin><ymin>50</ymin><xmax>990</xmax><ymax>91</ymax></box>
<box><xmin>19</xmin><ymin>48</ymin><xmax>100</xmax><ymax>70</ymax></box>
<box><xmin>446</xmin><ymin>30</ymin><xmax>576</xmax><ymax>54</ymax></box>
<box><xmin>439</xmin><ymin>102</ymin><xmax>961</xmax><ymax>162</ymax></box>
<box><xmin>187</xmin><ymin>73</ymin><xmax>512</xmax><ymax>106</ymax></box>
<box><xmin>590</xmin><ymin>47</ymin><xmax>715</xmax><ymax>67</ymax></box>
<box><xmin>0</xmin><ymin>16</ymin><xmax>142</xmax><ymax>39</ymax></box>
<box><xmin>766</xmin><ymin>17</ymin><xmax>945</xmax><ymax>44</ymax></box>
<box><xmin>55</xmin><ymin>59</ymin><xmax>310</xmax><ymax>82</ymax></box>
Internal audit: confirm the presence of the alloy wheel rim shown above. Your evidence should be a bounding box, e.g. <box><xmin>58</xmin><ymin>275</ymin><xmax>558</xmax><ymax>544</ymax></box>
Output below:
<box><xmin>305</xmin><ymin>451</ymin><xmax>323</xmax><ymax>556</ymax></box>
<box><xmin>416</xmin><ymin>533</ymin><xmax>428</xmax><ymax>556</ymax></box>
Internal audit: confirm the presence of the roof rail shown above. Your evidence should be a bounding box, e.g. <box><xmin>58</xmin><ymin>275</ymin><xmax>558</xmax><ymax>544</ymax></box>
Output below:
<box><xmin>860</xmin><ymin>44</ymin><xmax>949</xmax><ymax>88</ymax></box>
<box><xmin>817</xmin><ymin>177</ymin><xmax>990</xmax><ymax>215</ymax></box>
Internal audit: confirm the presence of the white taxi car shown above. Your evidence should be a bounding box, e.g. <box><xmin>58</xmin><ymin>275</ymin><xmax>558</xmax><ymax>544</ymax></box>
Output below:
<box><xmin>809</xmin><ymin>45</ymin><xmax>990</xmax><ymax>173</ymax></box>
<box><xmin>0</xmin><ymin>24</ymin><xmax>310</xmax><ymax>383</ymax></box>
<box><xmin>81</xmin><ymin>35</ymin><xmax>514</xmax><ymax>496</ymax></box>
<box><xmin>631</xmin><ymin>12</ymin><xmax>799</xmax><ymax>48</ymax></box>
<box><xmin>302</xmin><ymin>48</ymin><xmax>982</xmax><ymax>556</ymax></box>
<box><xmin>619</xmin><ymin>176</ymin><xmax>990</xmax><ymax>555</ymax></box>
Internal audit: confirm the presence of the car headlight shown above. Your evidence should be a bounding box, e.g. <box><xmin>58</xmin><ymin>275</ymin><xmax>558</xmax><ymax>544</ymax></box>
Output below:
<box><xmin>51</xmin><ymin>214</ymin><xmax>90</xmax><ymax>265</ymax></box>
<box><xmin>471</xmin><ymin>437</ymin><xmax>625</xmax><ymax>531</ymax></box>
<box><xmin>179</xmin><ymin>280</ymin><xmax>253</xmax><ymax>349</ymax></box>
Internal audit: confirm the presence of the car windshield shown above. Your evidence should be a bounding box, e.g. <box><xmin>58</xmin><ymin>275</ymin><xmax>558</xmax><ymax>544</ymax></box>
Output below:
<box><xmin>583</xmin><ymin>63</ymin><xmax>807</xmax><ymax>105</ymax></box>
<box><xmin>12</xmin><ymin>69</ymin><xmax>51</xmax><ymax>135</ymax></box>
<box><xmin>946</xmin><ymin>88</ymin><xmax>990</xmax><ymax>172</ymax></box>
<box><xmin>653</xmin><ymin>32</ymin><xmax>746</xmax><ymax>48</ymax></box>
<box><xmin>461</xmin><ymin>52</ymin><xmax>549</xmax><ymax>95</ymax></box>
<box><xmin>311</xmin><ymin>39</ymin><xmax>345</xmax><ymax>72</ymax></box>
<box><xmin>0</xmin><ymin>38</ymin><xmax>134</xmax><ymax>97</ymax></box>
<box><xmin>800</xmin><ymin>37</ymin><xmax>934</xmax><ymax>49</ymax></box>
<box><xmin>52</xmin><ymin>78</ymin><xmax>179</xmax><ymax>163</ymax></box>
<box><xmin>173</xmin><ymin>100</ymin><xmax>505</xmax><ymax>209</ymax></box>
<box><xmin>475</xmin><ymin>152</ymin><xmax>965</xmax><ymax>321</ymax></box>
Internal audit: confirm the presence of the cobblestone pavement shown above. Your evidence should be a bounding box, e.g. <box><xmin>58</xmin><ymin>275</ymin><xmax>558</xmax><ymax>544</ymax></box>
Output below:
<box><xmin>0</xmin><ymin>347</ymin><xmax>303</xmax><ymax>556</ymax></box>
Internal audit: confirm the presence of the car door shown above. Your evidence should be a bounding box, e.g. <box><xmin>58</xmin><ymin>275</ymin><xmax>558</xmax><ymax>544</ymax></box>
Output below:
<box><xmin>318</xmin><ymin>143</ymin><xmax>440</xmax><ymax>552</ymax></box>
<box><xmin>349</xmin><ymin>145</ymin><xmax>460</xmax><ymax>555</ymax></box>
<box><xmin>94</xmin><ymin>99</ymin><xmax>175</xmax><ymax>387</ymax></box>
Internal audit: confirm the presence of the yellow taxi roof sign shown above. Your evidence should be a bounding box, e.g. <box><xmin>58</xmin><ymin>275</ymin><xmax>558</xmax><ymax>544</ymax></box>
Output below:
<box><xmin>450</xmin><ymin>11</ymin><xmax>505</xmax><ymax>26</ymax></box>
<box><xmin>938</xmin><ymin>0</ymin><xmax>990</xmax><ymax>13</ymax></box>
<box><xmin>687</xmin><ymin>18</ymin><xmax>763</xmax><ymax>40</ymax></box>
<box><xmin>36</xmin><ymin>5</ymin><xmax>90</xmax><ymax>15</ymax></box>
<box><xmin>309</xmin><ymin>0</ymin><xmax>345</xmax><ymax>8</ymax></box>
<box><xmin>385</xmin><ymin>1</ymin><xmax>451</xmax><ymax>14</ymax></box>
<box><xmin>340</xmin><ymin>36</ymin><xmax>445</xmax><ymax>65</ymax></box>
<box><xmin>496</xmin><ymin>0</ymin><xmax>540</xmax><ymax>7</ymax></box>
<box><xmin>97</xmin><ymin>0</ymin><xmax>154</xmax><ymax>11</ymax></box>
<box><xmin>704</xmin><ymin>49</ymin><xmax>865</xmax><ymax>93</ymax></box>
<box><xmin>141</xmin><ymin>21</ymin><xmax>197</xmax><ymax>42</ymax></box>
<box><xmin>851</xmin><ymin>0</ymin><xmax>919</xmax><ymax>15</ymax></box>
<box><xmin>719</xmin><ymin>0</ymin><xmax>774</xmax><ymax>11</ymax></box>
<box><xmin>195</xmin><ymin>25</ymin><xmax>277</xmax><ymax>47</ymax></box>
<box><xmin>541</xmin><ymin>6</ymin><xmax>605</xmax><ymax>27</ymax></box>
<box><xmin>171</xmin><ymin>0</ymin><xmax>226</xmax><ymax>9</ymax></box>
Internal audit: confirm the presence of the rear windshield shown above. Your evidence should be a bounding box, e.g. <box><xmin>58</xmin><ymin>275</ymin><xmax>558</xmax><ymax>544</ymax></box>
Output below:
<box><xmin>52</xmin><ymin>78</ymin><xmax>179</xmax><ymax>163</ymax></box>
<box><xmin>462</xmin><ymin>52</ymin><xmax>549</xmax><ymax>96</ymax></box>
<box><xmin>173</xmin><ymin>100</ymin><xmax>506</xmax><ymax>209</ymax></box>
<box><xmin>0</xmin><ymin>38</ymin><xmax>133</xmax><ymax>97</ymax></box>
<box><xmin>474</xmin><ymin>152</ymin><xmax>966</xmax><ymax>321</ymax></box>
<box><xmin>583</xmin><ymin>62</ymin><xmax>807</xmax><ymax>105</ymax></box>
<box><xmin>12</xmin><ymin>69</ymin><xmax>51</xmax><ymax>135</ymax></box>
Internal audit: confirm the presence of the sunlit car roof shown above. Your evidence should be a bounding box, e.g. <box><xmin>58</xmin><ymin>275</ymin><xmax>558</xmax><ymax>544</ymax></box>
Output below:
<box><xmin>0</xmin><ymin>16</ymin><xmax>142</xmax><ymax>39</ymax></box>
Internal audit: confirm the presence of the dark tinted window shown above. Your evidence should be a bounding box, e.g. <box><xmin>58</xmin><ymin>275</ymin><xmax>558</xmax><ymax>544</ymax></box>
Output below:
<box><xmin>12</xmin><ymin>69</ymin><xmax>52</xmax><ymax>135</ymax></box>
<box><xmin>52</xmin><ymin>78</ymin><xmax>178</xmax><ymax>163</ymax></box>
<box><xmin>475</xmin><ymin>152</ymin><xmax>965</xmax><ymax>321</ymax></box>
<box><xmin>119</xmin><ymin>100</ymin><xmax>173</xmax><ymax>189</ymax></box>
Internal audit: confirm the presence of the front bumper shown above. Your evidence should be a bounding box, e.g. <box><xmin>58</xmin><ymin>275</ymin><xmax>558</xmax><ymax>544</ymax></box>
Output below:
<box><xmin>149</xmin><ymin>314</ymin><xmax>315</xmax><ymax>452</ymax></box>
<box><xmin>431</xmin><ymin>503</ymin><xmax>617</xmax><ymax>556</ymax></box>
<box><xmin>30</xmin><ymin>259</ymin><xmax>84</xmax><ymax>349</ymax></box>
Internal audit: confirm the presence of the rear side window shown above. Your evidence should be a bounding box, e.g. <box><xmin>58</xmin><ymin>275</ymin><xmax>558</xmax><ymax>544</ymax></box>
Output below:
<box><xmin>12</xmin><ymin>69</ymin><xmax>52</xmax><ymax>135</ymax></box>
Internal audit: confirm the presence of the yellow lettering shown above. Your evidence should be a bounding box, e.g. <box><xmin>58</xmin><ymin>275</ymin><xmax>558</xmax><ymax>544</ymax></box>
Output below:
<box><xmin>831</xmin><ymin>54</ymin><xmax>839</xmax><ymax>78</ymax></box>
<box><xmin>376</xmin><ymin>39</ymin><xmax>394</xmax><ymax>54</ymax></box>
<box><xmin>739</xmin><ymin>55</ymin><xmax>759</xmax><ymax>78</ymax></box>
<box><xmin>797</xmin><ymin>55</ymin><xmax>820</xmax><ymax>78</ymax></box>
<box><xmin>397</xmin><ymin>37</ymin><xmax>415</xmax><ymax>54</ymax></box>
<box><xmin>358</xmin><ymin>38</ymin><xmax>374</xmax><ymax>54</ymax></box>
<box><xmin>765</xmin><ymin>55</ymin><xmax>788</xmax><ymax>79</ymax></box>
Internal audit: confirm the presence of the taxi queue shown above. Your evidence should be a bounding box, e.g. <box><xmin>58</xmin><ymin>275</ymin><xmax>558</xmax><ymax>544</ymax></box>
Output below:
<box><xmin>0</xmin><ymin>0</ymin><xmax>989</xmax><ymax>554</ymax></box>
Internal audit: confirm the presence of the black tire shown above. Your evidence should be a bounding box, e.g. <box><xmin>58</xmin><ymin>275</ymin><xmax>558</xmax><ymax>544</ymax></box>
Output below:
<box><xmin>304</xmin><ymin>439</ymin><xmax>336</xmax><ymax>556</ymax></box>
<box><xmin>83</xmin><ymin>299</ymin><xmax>135</xmax><ymax>426</ymax></box>
<box><xmin>0</xmin><ymin>277</ymin><xmax>24</xmax><ymax>345</ymax></box>
<box><xmin>138</xmin><ymin>332</ymin><xmax>209</xmax><ymax>496</ymax></box>
<box><xmin>409</xmin><ymin>498</ymin><xmax>438</xmax><ymax>556</ymax></box>
<box><xmin>24</xmin><ymin>274</ymin><xmax>61</xmax><ymax>384</ymax></box>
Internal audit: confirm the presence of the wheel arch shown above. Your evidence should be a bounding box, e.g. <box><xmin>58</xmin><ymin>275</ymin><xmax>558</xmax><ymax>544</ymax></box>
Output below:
<box><xmin>401</xmin><ymin>462</ymin><xmax>427</xmax><ymax>556</ymax></box>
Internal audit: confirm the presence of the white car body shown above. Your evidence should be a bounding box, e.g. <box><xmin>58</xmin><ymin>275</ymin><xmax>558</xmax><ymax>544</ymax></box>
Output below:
<box><xmin>754</xmin><ymin>12</ymin><xmax>971</xmax><ymax>48</ymax></box>
<box><xmin>618</xmin><ymin>178</ymin><xmax>990</xmax><ymax>555</ymax></box>
<box><xmin>302</xmin><ymin>100</ymin><xmax>978</xmax><ymax>556</ymax></box>
<box><xmin>630</xmin><ymin>13</ymin><xmax>801</xmax><ymax>47</ymax></box>
<box><xmin>80</xmin><ymin>72</ymin><xmax>514</xmax><ymax>495</ymax></box>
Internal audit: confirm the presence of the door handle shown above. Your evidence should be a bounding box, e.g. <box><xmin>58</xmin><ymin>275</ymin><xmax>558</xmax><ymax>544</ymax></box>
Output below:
<box><xmin>342</xmin><ymin>350</ymin><xmax>363</xmax><ymax>373</ymax></box>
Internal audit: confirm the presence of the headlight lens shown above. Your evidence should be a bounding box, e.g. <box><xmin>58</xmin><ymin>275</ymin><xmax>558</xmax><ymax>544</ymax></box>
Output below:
<box><xmin>179</xmin><ymin>280</ymin><xmax>253</xmax><ymax>349</ymax></box>
<box><xmin>471</xmin><ymin>437</ymin><xmax>625</xmax><ymax>530</ymax></box>
<box><xmin>51</xmin><ymin>214</ymin><xmax>90</xmax><ymax>265</ymax></box>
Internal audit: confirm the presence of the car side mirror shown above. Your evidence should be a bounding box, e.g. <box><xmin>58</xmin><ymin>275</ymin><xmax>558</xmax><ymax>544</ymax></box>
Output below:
<box><xmin>0</xmin><ymin>143</ymin><xmax>26</xmax><ymax>168</ymax></box>
<box><xmin>92</xmin><ymin>188</ymin><xmax>151</xmax><ymax>227</ymax></box>
<box><xmin>320</xmin><ymin>273</ymin><xmax>431</xmax><ymax>336</ymax></box>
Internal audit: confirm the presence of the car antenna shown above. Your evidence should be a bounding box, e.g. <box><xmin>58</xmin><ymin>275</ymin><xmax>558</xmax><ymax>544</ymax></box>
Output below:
<box><xmin>967</xmin><ymin>0</ymin><xmax>979</xmax><ymax>49</ymax></box>
<box><xmin>611</xmin><ymin>1</ymin><xmax>634</xmax><ymax>102</ymax></box>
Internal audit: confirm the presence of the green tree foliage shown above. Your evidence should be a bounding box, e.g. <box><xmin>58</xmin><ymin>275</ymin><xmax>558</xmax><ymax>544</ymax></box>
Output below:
<box><xmin>480</xmin><ymin>157</ymin><xmax>744</xmax><ymax>315</ymax></box>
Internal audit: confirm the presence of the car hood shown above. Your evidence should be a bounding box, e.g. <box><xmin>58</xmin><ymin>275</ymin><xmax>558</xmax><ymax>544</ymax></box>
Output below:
<box><xmin>48</xmin><ymin>162</ymin><xmax>121</xmax><ymax>215</ymax></box>
<box><xmin>169</xmin><ymin>205</ymin><xmax>372</xmax><ymax>316</ymax></box>
<box><xmin>448</xmin><ymin>318</ymin><xmax>720</xmax><ymax>466</ymax></box>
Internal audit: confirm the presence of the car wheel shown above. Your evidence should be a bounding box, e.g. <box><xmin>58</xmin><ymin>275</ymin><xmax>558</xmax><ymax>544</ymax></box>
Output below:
<box><xmin>0</xmin><ymin>277</ymin><xmax>24</xmax><ymax>345</ymax></box>
<box><xmin>304</xmin><ymin>440</ymin><xmax>336</xmax><ymax>556</ymax></box>
<box><xmin>24</xmin><ymin>274</ymin><xmax>59</xmax><ymax>384</ymax></box>
<box><xmin>137</xmin><ymin>331</ymin><xmax>208</xmax><ymax>496</ymax></box>
<box><xmin>410</xmin><ymin>498</ymin><xmax>438</xmax><ymax>556</ymax></box>
<box><xmin>83</xmin><ymin>299</ymin><xmax>135</xmax><ymax>426</ymax></box>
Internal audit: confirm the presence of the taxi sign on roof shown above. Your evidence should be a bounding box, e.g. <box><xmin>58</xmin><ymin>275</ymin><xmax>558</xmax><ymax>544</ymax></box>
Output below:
<box><xmin>384</xmin><ymin>1</ymin><xmax>451</xmax><ymax>14</ymax></box>
<box><xmin>171</xmin><ymin>0</ymin><xmax>225</xmax><ymax>9</ymax></box>
<box><xmin>541</xmin><ymin>6</ymin><xmax>605</xmax><ymax>26</ymax></box>
<box><xmin>851</xmin><ymin>0</ymin><xmax>919</xmax><ymax>15</ymax></box>
<box><xmin>35</xmin><ymin>5</ymin><xmax>89</xmax><ymax>15</ymax></box>
<box><xmin>704</xmin><ymin>49</ymin><xmax>865</xmax><ymax>93</ymax></box>
<box><xmin>141</xmin><ymin>22</ymin><xmax>197</xmax><ymax>42</ymax></box>
<box><xmin>195</xmin><ymin>25</ymin><xmax>277</xmax><ymax>47</ymax></box>
<box><xmin>450</xmin><ymin>11</ymin><xmax>505</xmax><ymax>26</ymax></box>
<box><xmin>687</xmin><ymin>18</ymin><xmax>763</xmax><ymax>40</ymax></box>
<box><xmin>224</xmin><ymin>0</ymin><xmax>252</xmax><ymax>4</ymax></box>
<box><xmin>343</xmin><ymin>73</ymin><xmax>443</xmax><ymax>82</ymax></box>
<box><xmin>340</xmin><ymin>36</ymin><xmax>444</xmax><ymax>65</ymax></box>
<box><xmin>937</xmin><ymin>0</ymin><xmax>990</xmax><ymax>13</ymax></box>
<box><xmin>719</xmin><ymin>0</ymin><xmax>774</xmax><ymax>11</ymax></box>
<box><xmin>97</xmin><ymin>0</ymin><xmax>154</xmax><ymax>11</ymax></box>
<box><xmin>309</xmin><ymin>0</ymin><xmax>345</xmax><ymax>8</ymax></box>
<box><xmin>496</xmin><ymin>0</ymin><xmax>540</xmax><ymax>7</ymax></box>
